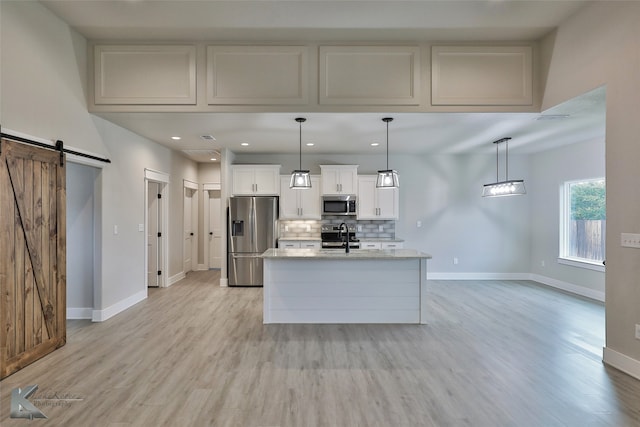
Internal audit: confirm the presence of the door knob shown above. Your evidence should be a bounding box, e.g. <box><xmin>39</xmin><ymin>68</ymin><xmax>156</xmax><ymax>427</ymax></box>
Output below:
<box><xmin>190</xmin><ymin>232</ymin><xmax>194</xmax><ymax>236</ymax></box>
<box><xmin>209</xmin><ymin>232</ymin><xmax>213</xmax><ymax>235</ymax></box>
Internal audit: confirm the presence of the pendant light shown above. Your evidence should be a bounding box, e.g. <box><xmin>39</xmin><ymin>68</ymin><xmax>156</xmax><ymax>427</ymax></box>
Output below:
<box><xmin>482</xmin><ymin>137</ymin><xmax>526</xmax><ymax>197</ymax></box>
<box><xmin>376</xmin><ymin>117</ymin><xmax>399</xmax><ymax>188</ymax></box>
<box><xmin>290</xmin><ymin>117</ymin><xmax>311</xmax><ymax>189</ymax></box>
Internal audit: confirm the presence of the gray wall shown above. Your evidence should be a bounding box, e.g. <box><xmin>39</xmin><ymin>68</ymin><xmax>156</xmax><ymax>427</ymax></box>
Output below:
<box><xmin>235</xmin><ymin>152</ymin><xmax>531</xmax><ymax>275</ymax></box>
<box><xmin>529</xmin><ymin>138</ymin><xmax>605</xmax><ymax>293</ymax></box>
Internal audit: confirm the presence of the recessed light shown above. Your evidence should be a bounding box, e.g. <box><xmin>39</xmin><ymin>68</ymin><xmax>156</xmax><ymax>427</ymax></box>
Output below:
<box><xmin>171</xmin><ymin>136</ymin><xmax>181</xmax><ymax>140</ymax></box>
<box><xmin>371</xmin><ymin>142</ymin><xmax>380</xmax><ymax>147</ymax></box>
<box><xmin>306</xmin><ymin>143</ymin><xmax>314</xmax><ymax>146</ymax></box>
<box><xmin>210</xmin><ymin>158</ymin><xmax>217</xmax><ymax>161</ymax></box>
<box><xmin>241</xmin><ymin>142</ymin><xmax>249</xmax><ymax>146</ymax></box>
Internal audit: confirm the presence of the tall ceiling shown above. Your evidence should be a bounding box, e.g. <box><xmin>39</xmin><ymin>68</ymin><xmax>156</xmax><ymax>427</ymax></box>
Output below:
<box><xmin>40</xmin><ymin>0</ymin><xmax>604</xmax><ymax>161</ymax></box>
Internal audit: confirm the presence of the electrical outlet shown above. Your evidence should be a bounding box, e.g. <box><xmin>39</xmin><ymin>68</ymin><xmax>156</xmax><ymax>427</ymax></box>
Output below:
<box><xmin>621</xmin><ymin>233</ymin><xmax>640</xmax><ymax>248</ymax></box>
<box><xmin>453</xmin><ymin>257</ymin><xmax>459</xmax><ymax>265</ymax></box>
<box><xmin>138</xmin><ymin>224</ymin><xmax>144</xmax><ymax>232</ymax></box>
<box><xmin>635</xmin><ymin>324</ymin><xmax>640</xmax><ymax>340</ymax></box>
<box><xmin>285</xmin><ymin>225</ymin><xmax>289</xmax><ymax>232</ymax></box>
<box><xmin>113</xmin><ymin>225</ymin><xmax>118</xmax><ymax>235</ymax></box>
<box><xmin>378</xmin><ymin>225</ymin><xmax>384</xmax><ymax>232</ymax></box>
<box><xmin>357</xmin><ymin>225</ymin><xmax>362</xmax><ymax>232</ymax></box>
<box><xmin>541</xmin><ymin>260</ymin><xmax>545</xmax><ymax>267</ymax></box>
<box><xmin>417</xmin><ymin>220</ymin><xmax>422</xmax><ymax>228</ymax></box>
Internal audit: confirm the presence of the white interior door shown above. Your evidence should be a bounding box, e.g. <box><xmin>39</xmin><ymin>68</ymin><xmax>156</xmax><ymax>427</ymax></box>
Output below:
<box><xmin>184</xmin><ymin>187</ymin><xmax>194</xmax><ymax>273</ymax></box>
<box><xmin>208</xmin><ymin>190</ymin><xmax>222</xmax><ymax>269</ymax></box>
<box><xmin>147</xmin><ymin>182</ymin><xmax>159</xmax><ymax>287</ymax></box>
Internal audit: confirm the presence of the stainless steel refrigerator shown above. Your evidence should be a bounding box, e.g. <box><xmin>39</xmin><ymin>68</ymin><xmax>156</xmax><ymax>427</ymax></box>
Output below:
<box><xmin>227</xmin><ymin>196</ymin><xmax>278</xmax><ymax>287</ymax></box>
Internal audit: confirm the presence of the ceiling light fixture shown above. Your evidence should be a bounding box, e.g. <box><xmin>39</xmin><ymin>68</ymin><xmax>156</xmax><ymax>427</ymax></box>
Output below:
<box><xmin>482</xmin><ymin>137</ymin><xmax>526</xmax><ymax>197</ymax></box>
<box><xmin>241</xmin><ymin>142</ymin><xmax>249</xmax><ymax>146</ymax></box>
<box><xmin>290</xmin><ymin>117</ymin><xmax>311</xmax><ymax>189</ymax></box>
<box><xmin>171</xmin><ymin>136</ymin><xmax>181</xmax><ymax>140</ymax></box>
<box><xmin>371</xmin><ymin>142</ymin><xmax>380</xmax><ymax>147</ymax></box>
<box><xmin>376</xmin><ymin>117</ymin><xmax>399</xmax><ymax>189</ymax></box>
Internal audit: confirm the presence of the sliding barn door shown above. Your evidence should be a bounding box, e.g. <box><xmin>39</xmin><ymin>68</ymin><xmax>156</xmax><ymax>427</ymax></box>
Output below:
<box><xmin>0</xmin><ymin>138</ymin><xmax>66</xmax><ymax>379</ymax></box>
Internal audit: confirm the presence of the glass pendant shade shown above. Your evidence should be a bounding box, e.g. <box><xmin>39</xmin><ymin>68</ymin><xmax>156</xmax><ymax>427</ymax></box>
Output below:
<box><xmin>482</xmin><ymin>180</ymin><xmax>526</xmax><ymax>197</ymax></box>
<box><xmin>290</xmin><ymin>170</ymin><xmax>311</xmax><ymax>189</ymax></box>
<box><xmin>290</xmin><ymin>117</ymin><xmax>311</xmax><ymax>189</ymax></box>
<box><xmin>376</xmin><ymin>169</ymin><xmax>399</xmax><ymax>188</ymax></box>
<box><xmin>377</xmin><ymin>117</ymin><xmax>399</xmax><ymax>189</ymax></box>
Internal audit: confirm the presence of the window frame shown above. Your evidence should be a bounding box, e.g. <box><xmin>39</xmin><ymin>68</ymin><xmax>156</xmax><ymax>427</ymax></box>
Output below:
<box><xmin>558</xmin><ymin>177</ymin><xmax>606</xmax><ymax>272</ymax></box>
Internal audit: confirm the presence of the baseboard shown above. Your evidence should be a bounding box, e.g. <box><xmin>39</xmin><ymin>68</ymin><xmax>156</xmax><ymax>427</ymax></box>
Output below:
<box><xmin>603</xmin><ymin>347</ymin><xmax>640</xmax><ymax>381</ymax></box>
<box><xmin>529</xmin><ymin>273</ymin><xmax>605</xmax><ymax>302</ymax></box>
<box><xmin>220</xmin><ymin>277</ymin><xmax>228</xmax><ymax>287</ymax></box>
<box><xmin>168</xmin><ymin>272</ymin><xmax>186</xmax><ymax>287</ymax></box>
<box><xmin>91</xmin><ymin>290</ymin><xmax>147</xmax><ymax>322</ymax></box>
<box><xmin>197</xmin><ymin>264</ymin><xmax>207</xmax><ymax>271</ymax></box>
<box><xmin>67</xmin><ymin>307</ymin><xmax>92</xmax><ymax>320</ymax></box>
<box><xmin>428</xmin><ymin>272</ymin><xmax>530</xmax><ymax>280</ymax></box>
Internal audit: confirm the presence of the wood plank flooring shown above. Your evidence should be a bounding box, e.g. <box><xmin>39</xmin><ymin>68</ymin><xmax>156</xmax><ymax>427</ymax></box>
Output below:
<box><xmin>1</xmin><ymin>271</ymin><xmax>640</xmax><ymax>426</ymax></box>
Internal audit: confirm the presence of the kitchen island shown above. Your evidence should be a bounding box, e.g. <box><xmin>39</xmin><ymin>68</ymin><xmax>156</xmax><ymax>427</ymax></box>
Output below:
<box><xmin>261</xmin><ymin>248</ymin><xmax>432</xmax><ymax>324</ymax></box>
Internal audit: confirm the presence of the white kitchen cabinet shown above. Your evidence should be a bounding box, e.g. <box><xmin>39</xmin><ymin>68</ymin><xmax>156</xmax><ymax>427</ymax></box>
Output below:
<box><xmin>278</xmin><ymin>240</ymin><xmax>321</xmax><ymax>249</ymax></box>
<box><xmin>279</xmin><ymin>175</ymin><xmax>321</xmax><ymax>219</ymax></box>
<box><xmin>357</xmin><ymin>175</ymin><xmax>399</xmax><ymax>220</ymax></box>
<box><xmin>360</xmin><ymin>242</ymin><xmax>381</xmax><ymax>249</ymax></box>
<box><xmin>381</xmin><ymin>241</ymin><xmax>404</xmax><ymax>249</ymax></box>
<box><xmin>360</xmin><ymin>241</ymin><xmax>404</xmax><ymax>249</ymax></box>
<box><xmin>232</xmin><ymin>165</ymin><xmax>280</xmax><ymax>195</ymax></box>
<box><xmin>320</xmin><ymin>165</ymin><xmax>358</xmax><ymax>195</ymax></box>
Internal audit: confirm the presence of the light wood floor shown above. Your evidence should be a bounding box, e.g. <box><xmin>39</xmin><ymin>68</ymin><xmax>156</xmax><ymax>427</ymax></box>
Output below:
<box><xmin>2</xmin><ymin>271</ymin><xmax>640</xmax><ymax>426</ymax></box>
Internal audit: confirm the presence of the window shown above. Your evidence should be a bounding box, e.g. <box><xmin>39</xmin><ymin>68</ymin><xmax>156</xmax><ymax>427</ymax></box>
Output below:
<box><xmin>560</xmin><ymin>178</ymin><xmax>606</xmax><ymax>270</ymax></box>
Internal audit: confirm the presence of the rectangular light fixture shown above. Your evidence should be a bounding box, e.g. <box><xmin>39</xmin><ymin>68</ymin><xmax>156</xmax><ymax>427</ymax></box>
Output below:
<box><xmin>482</xmin><ymin>179</ymin><xmax>526</xmax><ymax>197</ymax></box>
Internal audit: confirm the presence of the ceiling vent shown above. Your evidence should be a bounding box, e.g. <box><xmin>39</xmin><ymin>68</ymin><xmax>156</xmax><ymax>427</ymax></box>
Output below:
<box><xmin>200</xmin><ymin>135</ymin><xmax>216</xmax><ymax>141</ymax></box>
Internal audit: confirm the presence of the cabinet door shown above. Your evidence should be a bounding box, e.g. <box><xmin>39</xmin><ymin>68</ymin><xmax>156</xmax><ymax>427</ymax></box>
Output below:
<box><xmin>279</xmin><ymin>176</ymin><xmax>300</xmax><ymax>219</ymax></box>
<box><xmin>376</xmin><ymin>186</ymin><xmax>399</xmax><ymax>220</ymax></box>
<box><xmin>254</xmin><ymin>167</ymin><xmax>280</xmax><ymax>195</ymax></box>
<box><xmin>321</xmin><ymin>170</ymin><xmax>341</xmax><ymax>195</ymax></box>
<box><xmin>300</xmin><ymin>241</ymin><xmax>321</xmax><ymax>249</ymax></box>
<box><xmin>279</xmin><ymin>241</ymin><xmax>301</xmax><ymax>249</ymax></box>
<box><xmin>357</xmin><ymin>176</ymin><xmax>378</xmax><ymax>219</ymax></box>
<box><xmin>361</xmin><ymin>242</ymin><xmax>381</xmax><ymax>249</ymax></box>
<box><xmin>338</xmin><ymin>168</ymin><xmax>358</xmax><ymax>195</ymax></box>
<box><xmin>299</xmin><ymin>176</ymin><xmax>321</xmax><ymax>219</ymax></box>
<box><xmin>232</xmin><ymin>168</ymin><xmax>257</xmax><ymax>195</ymax></box>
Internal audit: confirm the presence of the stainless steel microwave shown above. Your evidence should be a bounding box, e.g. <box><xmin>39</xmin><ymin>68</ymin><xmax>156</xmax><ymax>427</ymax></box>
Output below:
<box><xmin>322</xmin><ymin>195</ymin><xmax>357</xmax><ymax>216</ymax></box>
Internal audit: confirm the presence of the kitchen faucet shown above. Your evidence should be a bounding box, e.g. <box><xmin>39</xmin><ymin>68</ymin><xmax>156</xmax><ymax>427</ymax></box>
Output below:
<box><xmin>338</xmin><ymin>222</ymin><xmax>350</xmax><ymax>253</ymax></box>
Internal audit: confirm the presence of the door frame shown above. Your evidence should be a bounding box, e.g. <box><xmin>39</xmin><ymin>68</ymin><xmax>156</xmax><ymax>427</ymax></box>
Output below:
<box><xmin>203</xmin><ymin>182</ymin><xmax>222</xmax><ymax>269</ymax></box>
<box><xmin>145</xmin><ymin>169</ymin><xmax>169</xmax><ymax>288</ymax></box>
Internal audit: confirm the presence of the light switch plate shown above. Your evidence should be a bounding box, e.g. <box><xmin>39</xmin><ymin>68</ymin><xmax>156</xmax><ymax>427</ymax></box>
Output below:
<box><xmin>621</xmin><ymin>233</ymin><xmax>640</xmax><ymax>248</ymax></box>
<box><xmin>138</xmin><ymin>224</ymin><xmax>144</xmax><ymax>232</ymax></box>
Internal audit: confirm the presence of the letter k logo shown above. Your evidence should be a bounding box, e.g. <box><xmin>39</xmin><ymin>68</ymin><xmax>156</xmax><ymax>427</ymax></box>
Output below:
<box><xmin>10</xmin><ymin>385</ymin><xmax>47</xmax><ymax>419</ymax></box>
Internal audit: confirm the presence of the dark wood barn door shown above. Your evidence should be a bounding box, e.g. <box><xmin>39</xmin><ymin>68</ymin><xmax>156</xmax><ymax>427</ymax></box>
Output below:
<box><xmin>0</xmin><ymin>138</ymin><xmax>66</xmax><ymax>379</ymax></box>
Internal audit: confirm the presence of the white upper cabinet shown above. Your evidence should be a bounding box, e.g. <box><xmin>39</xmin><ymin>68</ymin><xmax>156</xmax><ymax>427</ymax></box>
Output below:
<box><xmin>320</xmin><ymin>165</ymin><xmax>358</xmax><ymax>195</ymax></box>
<box><xmin>94</xmin><ymin>45</ymin><xmax>197</xmax><ymax>105</ymax></box>
<box><xmin>232</xmin><ymin>165</ymin><xmax>280</xmax><ymax>195</ymax></box>
<box><xmin>431</xmin><ymin>46</ymin><xmax>533</xmax><ymax>106</ymax></box>
<box><xmin>279</xmin><ymin>175</ymin><xmax>321</xmax><ymax>219</ymax></box>
<box><xmin>207</xmin><ymin>46</ymin><xmax>309</xmax><ymax>105</ymax></box>
<box><xmin>319</xmin><ymin>46</ymin><xmax>421</xmax><ymax>105</ymax></box>
<box><xmin>357</xmin><ymin>175</ymin><xmax>399</xmax><ymax>220</ymax></box>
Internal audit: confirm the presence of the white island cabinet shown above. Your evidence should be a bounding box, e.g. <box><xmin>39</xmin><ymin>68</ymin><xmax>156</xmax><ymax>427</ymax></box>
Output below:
<box><xmin>262</xmin><ymin>248</ymin><xmax>431</xmax><ymax>324</ymax></box>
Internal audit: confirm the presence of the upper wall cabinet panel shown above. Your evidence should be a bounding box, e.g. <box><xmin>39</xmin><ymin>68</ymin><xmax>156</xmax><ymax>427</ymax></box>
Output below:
<box><xmin>94</xmin><ymin>45</ymin><xmax>196</xmax><ymax>105</ymax></box>
<box><xmin>431</xmin><ymin>46</ymin><xmax>533</xmax><ymax>106</ymax></box>
<box><xmin>319</xmin><ymin>46</ymin><xmax>420</xmax><ymax>105</ymax></box>
<box><xmin>207</xmin><ymin>46</ymin><xmax>309</xmax><ymax>105</ymax></box>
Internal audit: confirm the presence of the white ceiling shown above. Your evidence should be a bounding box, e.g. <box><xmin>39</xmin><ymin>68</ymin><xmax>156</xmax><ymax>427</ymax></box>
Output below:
<box><xmin>40</xmin><ymin>0</ymin><xmax>605</xmax><ymax>162</ymax></box>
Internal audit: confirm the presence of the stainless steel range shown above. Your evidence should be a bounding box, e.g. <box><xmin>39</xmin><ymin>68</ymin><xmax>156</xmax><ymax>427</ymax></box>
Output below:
<box><xmin>321</xmin><ymin>224</ymin><xmax>360</xmax><ymax>249</ymax></box>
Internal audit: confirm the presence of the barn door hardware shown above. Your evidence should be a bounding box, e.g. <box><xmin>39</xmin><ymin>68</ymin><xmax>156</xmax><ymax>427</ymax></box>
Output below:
<box><xmin>0</xmin><ymin>132</ymin><xmax>112</xmax><ymax>164</ymax></box>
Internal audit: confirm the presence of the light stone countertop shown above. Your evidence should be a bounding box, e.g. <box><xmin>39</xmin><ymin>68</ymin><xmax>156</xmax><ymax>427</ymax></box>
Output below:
<box><xmin>261</xmin><ymin>248</ymin><xmax>431</xmax><ymax>259</ymax></box>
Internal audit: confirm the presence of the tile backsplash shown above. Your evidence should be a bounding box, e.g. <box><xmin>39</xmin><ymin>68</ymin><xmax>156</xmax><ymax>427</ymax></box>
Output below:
<box><xmin>279</xmin><ymin>216</ymin><xmax>395</xmax><ymax>239</ymax></box>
